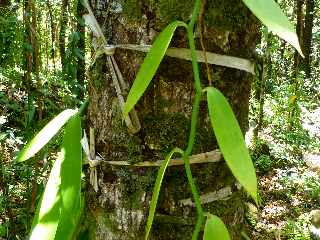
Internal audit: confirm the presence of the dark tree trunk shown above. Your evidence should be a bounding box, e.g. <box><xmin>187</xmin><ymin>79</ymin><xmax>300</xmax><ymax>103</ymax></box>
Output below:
<box><xmin>23</xmin><ymin>0</ymin><xmax>33</xmax><ymax>94</ymax></box>
<box><xmin>82</xmin><ymin>1</ymin><xmax>259</xmax><ymax>239</ymax></box>
<box><xmin>76</xmin><ymin>0</ymin><xmax>86</xmax><ymax>99</ymax></box>
<box><xmin>302</xmin><ymin>0</ymin><xmax>314</xmax><ymax>78</ymax></box>
<box><xmin>30</xmin><ymin>0</ymin><xmax>43</xmax><ymax>121</ymax></box>
<box><xmin>293</xmin><ymin>0</ymin><xmax>304</xmax><ymax>76</ymax></box>
<box><xmin>254</xmin><ymin>33</ymin><xmax>272</xmax><ymax>143</ymax></box>
<box><xmin>0</xmin><ymin>0</ymin><xmax>9</xmax><ymax>7</ymax></box>
<box><xmin>59</xmin><ymin>0</ymin><xmax>68</xmax><ymax>68</ymax></box>
<box><xmin>46</xmin><ymin>0</ymin><xmax>56</xmax><ymax>70</ymax></box>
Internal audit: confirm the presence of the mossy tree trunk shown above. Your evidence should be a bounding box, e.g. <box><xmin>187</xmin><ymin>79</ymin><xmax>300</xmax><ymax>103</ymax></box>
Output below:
<box><xmin>82</xmin><ymin>0</ymin><xmax>259</xmax><ymax>239</ymax></box>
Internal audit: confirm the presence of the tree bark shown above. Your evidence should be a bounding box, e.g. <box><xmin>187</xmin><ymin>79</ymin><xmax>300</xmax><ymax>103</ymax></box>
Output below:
<box><xmin>302</xmin><ymin>0</ymin><xmax>314</xmax><ymax>78</ymax></box>
<box><xmin>76</xmin><ymin>0</ymin><xmax>86</xmax><ymax>99</ymax></box>
<box><xmin>253</xmin><ymin>33</ymin><xmax>272</xmax><ymax>143</ymax></box>
<box><xmin>46</xmin><ymin>0</ymin><xmax>56</xmax><ymax>70</ymax></box>
<box><xmin>23</xmin><ymin>0</ymin><xmax>33</xmax><ymax>94</ymax></box>
<box><xmin>82</xmin><ymin>1</ymin><xmax>259</xmax><ymax>239</ymax></box>
<box><xmin>0</xmin><ymin>0</ymin><xmax>9</xmax><ymax>7</ymax></box>
<box><xmin>293</xmin><ymin>0</ymin><xmax>304</xmax><ymax>76</ymax></box>
<box><xmin>59</xmin><ymin>0</ymin><xmax>68</xmax><ymax>68</ymax></box>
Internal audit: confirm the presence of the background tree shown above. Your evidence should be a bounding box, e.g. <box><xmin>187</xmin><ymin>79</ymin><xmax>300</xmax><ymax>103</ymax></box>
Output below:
<box><xmin>59</xmin><ymin>0</ymin><xmax>68</xmax><ymax>69</ymax></box>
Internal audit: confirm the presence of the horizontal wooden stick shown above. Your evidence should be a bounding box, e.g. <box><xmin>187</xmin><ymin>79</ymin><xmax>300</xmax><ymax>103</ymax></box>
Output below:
<box><xmin>103</xmin><ymin>150</ymin><xmax>221</xmax><ymax>167</ymax></box>
<box><xmin>117</xmin><ymin>44</ymin><xmax>255</xmax><ymax>74</ymax></box>
<box><xmin>179</xmin><ymin>186</ymin><xmax>233</xmax><ymax>206</ymax></box>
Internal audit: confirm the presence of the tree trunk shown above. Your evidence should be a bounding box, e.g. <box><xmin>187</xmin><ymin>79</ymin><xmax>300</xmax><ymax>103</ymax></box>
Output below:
<box><xmin>76</xmin><ymin>0</ymin><xmax>86</xmax><ymax>99</ymax></box>
<box><xmin>46</xmin><ymin>0</ymin><xmax>56</xmax><ymax>71</ymax></box>
<box><xmin>302</xmin><ymin>0</ymin><xmax>314</xmax><ymax>79</ymax></box>
<box><xmin>293</xmin><ymin>0</ymin><xmax>304</xmax><ymax>77</ymax></box>
<box><xmin>253</xmin><ymin>33</ymin><xmax>272</xmax><ymax>143</ymax></box>
<box><xmin>82</xmin><ymin>1</ymin><xmax>259</xmax><ymax>239</ymax></box>
<box><xmin>0</xmin><ymin>0</ymin><xmax>9</xmax><ymax>7</ymax></box>
<box><xmin>59</xmin><ymin>0</ymin><xmax>68</xmax><ymax>68</ymax></box>
<box><xmin>23</xmin><ymin>0</ymin><xmax>33</xmax><ymax>94</ymax></box>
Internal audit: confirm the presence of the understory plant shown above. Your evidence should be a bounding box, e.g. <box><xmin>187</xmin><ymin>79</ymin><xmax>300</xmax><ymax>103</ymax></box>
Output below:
<box><xmin>15</xmin><ymin>0</ymin><xmax>303</xmax><ymax>239</ymax></box>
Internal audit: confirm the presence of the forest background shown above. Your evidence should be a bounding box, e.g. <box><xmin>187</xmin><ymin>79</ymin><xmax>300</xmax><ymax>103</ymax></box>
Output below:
<box><xmin>0</xmin><ymin>0</ymin><xmax>319</xmax><ymax>239</ymax></box>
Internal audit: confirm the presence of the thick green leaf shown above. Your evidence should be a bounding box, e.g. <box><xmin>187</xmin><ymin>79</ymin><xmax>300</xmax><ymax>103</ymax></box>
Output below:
<box><xmin>242</xmin><ymin>0</ymin><xmax>303</xmax><ymax>57</ymax></box>
<box><xmin>206</xmin><ymin>87</ymin><xmax>258</xmax><ymax>202</ymax></box>
<box><xmin>203</xmin><ymin>215</ymin><xmax>230</xmax><ymax>240</ymax></box>
<box><xmin>16</xmin><ymin>109</ymin><xmax>78</xmax><ymax>162</ymax></box>
<box><xmin>145</xmin><ymin>148</ymin><xmax>184</xmax><ymax>240</ymax></box>
<box><xmin>29</xmin><ymin>155</ymin><xmax>63</xmax><ymax>240</ymax></box>
<box><xmin>123</xmin><ymin>21</ymin><xmax>187</xmax><ymax>117</ymax></box>
<box><xmin>55</xmin><ymin>114</ymin><xmax>82</xmax><ymax>239</ymax></box>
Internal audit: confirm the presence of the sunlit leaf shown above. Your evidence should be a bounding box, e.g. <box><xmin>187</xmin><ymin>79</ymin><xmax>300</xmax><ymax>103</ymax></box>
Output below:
<box><xmin>29</xmin><ymin>155</ymin><xmax>63</xmax><ymax>240</ymax></box>
<box><xmin>16</xmin><ymin>109</ymin><xmax>78</xmax><ymax>162</ymax></box>
<box><xmin>29</xmin><ymin>114</ymin><xmax>82</xmax><ymax>240</ymax></box>
<box><xmin>123</xmin><ymin>21</ymin><xmax>187</xmax><ymax>117</ymax></box>
<box><xmin>145</xmin><ymin>148</ymin><xmax>184</xmax><ymax>240</ymax></box>
<box><xmin>206</xmin><ymin>87</ymin><xmax>258</xmax><ymax>202</ymax></box>
<box><xmin>55</xmin><ymin>114</ymin><xmax>82</xmax><ymax>239</ymax></box>
<box><xmin>242</xmin><ymin>0</ymin><xmax>304</xmax><ymax>57</ymax></box>
<box><xmin>203</xmin><ymin>214</ymin><xmax>231</xmax><ymax>240</ymax></box>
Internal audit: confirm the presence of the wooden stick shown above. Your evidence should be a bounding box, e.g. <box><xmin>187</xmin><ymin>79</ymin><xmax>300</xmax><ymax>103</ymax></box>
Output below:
<box><xmin>103</xmin><ymin>150</ymin><xmax>221</xmax><ymax>167</ymax></box>
<box><xmin>179</xmin><ymin>186</ymin><xmax>232</xmax><ymax>206</ymax></box>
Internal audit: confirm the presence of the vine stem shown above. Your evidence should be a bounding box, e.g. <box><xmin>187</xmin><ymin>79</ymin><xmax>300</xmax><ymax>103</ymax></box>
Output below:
<box><xmin>182</xmin><ymin>0</ymin><xmax>206</xmax><ymax>239</ymax></box>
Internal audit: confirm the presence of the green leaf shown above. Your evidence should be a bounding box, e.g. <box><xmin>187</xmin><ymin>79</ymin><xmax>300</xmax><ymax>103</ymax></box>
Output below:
<box><xmin>16</xmin><ymin>109</ymin><xmax>78</xmax><ymax>162</ymax></box>
<box><xmin>29</xmin><ymin>114</ymin><xmax>82</xmax><ymax>240</ymax></box>
<box><xmin>55</xmin><ymin>114</ymin><xmax>82</xmax><ymax>239</ymax></box>
<box><xmin>29</xmin><ymin>155</ymin><xmax>63</xmax><ymax>240</ymax></box>
<box><xmin>242</xmin><ymin>0</ymin><xmax>304</xmax><ymax>57</ymax></box>
<box><xmin>123</xmin><ymin>21</ymin><xmax>187</xmax><ymax>117</ymax></box>
<box><xmin>145</xmin><ymin>148</ymin><xmax>184</xmax><ymax>240</ymax></box>
<box><xmin>203</xmin><ymin>214</ymin><xmax>231</xmax><ymax>240</ymax></box>
<box><xmin>206</xmin><ymin>87</ymin><xmax>258</xmax><ymax>202</ymax></box>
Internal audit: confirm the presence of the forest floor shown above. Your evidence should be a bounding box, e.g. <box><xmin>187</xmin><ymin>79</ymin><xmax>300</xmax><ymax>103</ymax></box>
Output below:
<box><xmin>246</xmin><ymin>104</ymin><xmax>320</xmax><ymax>239</ymax></box>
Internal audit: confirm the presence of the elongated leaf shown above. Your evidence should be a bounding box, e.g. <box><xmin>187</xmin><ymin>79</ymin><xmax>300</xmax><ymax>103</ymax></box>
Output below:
<box><xmin>123</xmin><ymin>21</ymin><xmax>187</xmax><ymax>117</ymax></box>
<box><xmin>55</xmin><ymin>114</ymin><xmax>82</xmax><ymax>239</ymax></box>
<box><xmin>17</xmin><ymin>109</ymin><xmax>78</xmax><ymax>162</ymax></box>
<box><xmin>206</xmin><ymin>87</ymin><xmax>257</xmax><ymax>202</ymax></box>
<box><xmin>145</xmin><ymin>148</ymin><xmax>184</xmax><ymax>240</ymax></box>
<box><xmin>242</xmin><ymin>0</ymin><xmax>303</xmax><ymax>57</ymax></box>
<box><xmin>203</xmin><ymin>215</ymin><xmax>231</xmax><ymax>240</ymax></box>
<box><xmin>29</xmin><ymin>155</ymin><xmax>63</xmax><ymax>240</ymax></box>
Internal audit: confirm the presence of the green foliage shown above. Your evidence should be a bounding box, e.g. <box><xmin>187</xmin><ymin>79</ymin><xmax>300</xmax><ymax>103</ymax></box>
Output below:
<box><xmin>255</xmin><ymin>154</ymin><xmax>272</xmax><ymax>173</ymax></box>
<box><xmin>64</xmin><ymin>31</ymin><xmax>85</xmax><ymax>96</ymax></box>
<box><xmin>0</xmin><ymin>8</ymin><xmax>23</xmax><ymax>67</ymax></box>
<box><xmin>207</xmin><ymin>87</ymin><xmax>258</xmax><ymax>202</ymax></box>
<box><xmin>305</xmin><ymin>176</ymin><xmax>320</xmax><ymax>200</ymax></box>
<box><xmin>284</xmin><ymin>216</ymin><xmax>311</xmax><ymax>240</ymax></box>
<box><xmin>123</xmin><ymin>20</ymin><xmax>187</xmax><ymax>117</ymax></box>
<box><xmin>203</xmin><ymin>214</ymin><xmax>231</xmax><ymax>240</ymax></box>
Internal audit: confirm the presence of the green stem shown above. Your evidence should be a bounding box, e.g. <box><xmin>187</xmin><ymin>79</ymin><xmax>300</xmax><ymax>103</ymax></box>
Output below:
<box><xmin>187</xmin><ymin>28</ymin><xmax>202</xmax><ymax>92</ymax></box>
<box><xmin>183</xmin><ymin>153</ymin><xmax>204</xmax><ymax>239</ymax></box>
<box><xmin>189</xmin><ymin>0</ymin><xmax>202</xmax><ymax>32</ymax></box>
<box><xmin>182</xmin><ymin>0</ymin><xmax>205</xmax><ymax>239</ymax></box>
